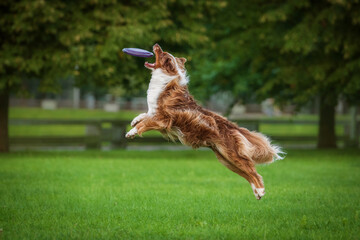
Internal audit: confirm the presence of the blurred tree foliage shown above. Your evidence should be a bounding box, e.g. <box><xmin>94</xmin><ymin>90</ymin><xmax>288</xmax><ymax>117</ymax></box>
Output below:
<box><xmin>0</xmin><ymin>0</ymin><xmax>224</xmax><ymax>95</ymax></box>
<box><xmin>0</xmin><ymin>0</ymin><xmax>225</xmax><ymax>152</ymax></box>
<box><xmin>191</xmin><ymin>0</ymin><xmax>360</xmax><ymax>148</ymax></box>
<box><xmin>1</xmin><ymin>0</ymin><xmax>359</xmax><ymax>151</ymax></box>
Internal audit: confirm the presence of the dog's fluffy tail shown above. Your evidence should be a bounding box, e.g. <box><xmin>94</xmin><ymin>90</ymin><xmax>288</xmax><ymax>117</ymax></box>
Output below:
<box><xmin>236</xmin><ymin>128</ymin><xmax>285</xmax><ymax>164</ymax></box>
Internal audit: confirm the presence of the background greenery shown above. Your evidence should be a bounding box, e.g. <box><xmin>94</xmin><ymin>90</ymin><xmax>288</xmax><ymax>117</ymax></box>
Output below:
<box><xmin>1</xmin><ymin>0</ymin><xmax>360</xmax><ymax>151</ymax></box>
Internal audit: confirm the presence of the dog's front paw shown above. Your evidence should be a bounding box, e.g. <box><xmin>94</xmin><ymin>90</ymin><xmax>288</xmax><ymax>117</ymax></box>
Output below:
<box><xmin>126</xmin><ymin>128</ymin><xmax>138</xmax><ymax>139</ymax></box>
<box><xmin>131</xmin><ymin>113</ymin><xmax>147</xmax><ymax>127</ymax></box>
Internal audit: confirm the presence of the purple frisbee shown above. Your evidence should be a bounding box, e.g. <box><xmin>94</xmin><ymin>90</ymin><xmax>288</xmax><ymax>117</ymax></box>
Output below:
<box><xmin>122</xmin><ymin>48</ymin><xmax>154</xmax><ymax>58</ymax></box>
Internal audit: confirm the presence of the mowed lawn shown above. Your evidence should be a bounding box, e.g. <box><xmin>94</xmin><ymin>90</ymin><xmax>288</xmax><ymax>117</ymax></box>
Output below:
<box><xmin>0</xmin><ymin>150</ymin><xmax>359</xmax><ymax>239</ymax></box>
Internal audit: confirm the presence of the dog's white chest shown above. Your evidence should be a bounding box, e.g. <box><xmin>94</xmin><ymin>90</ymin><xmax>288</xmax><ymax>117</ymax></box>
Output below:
<box><xmin>146</xmin><ymin>69</ymin><xmax>175</xmax><ymax>115</ymax></box>
<box><xmin>146</xmin><ymin>81</ymin><xmax>164</xmax><ymax>115</ymax></box>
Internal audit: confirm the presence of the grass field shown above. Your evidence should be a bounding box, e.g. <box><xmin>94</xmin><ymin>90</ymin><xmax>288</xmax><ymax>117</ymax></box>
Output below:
<box><xmin>1</xmin><ymin>149</ymin><xmax>359</xmax><ymax>239</ymax></box>
<box><xmin>9</xmin><ymin>107</ymin><xmax>140</xmax><ymax>120</ymax></box>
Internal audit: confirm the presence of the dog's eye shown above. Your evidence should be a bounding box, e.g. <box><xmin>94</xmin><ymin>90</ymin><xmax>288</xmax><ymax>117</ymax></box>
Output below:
<box><xmin>165</xmin><ymin>58</ymin><xmax>172</xmax><ymax>64</ymax></box>
<box><xmin>163</xmin><ymin>58</ymin><xmax>176</xmax><ymax>73</ymax></box>
<box><xmin>164</xmin><ymin>58</ymin><xmax>173</xmax><ymax>67</ymax></box>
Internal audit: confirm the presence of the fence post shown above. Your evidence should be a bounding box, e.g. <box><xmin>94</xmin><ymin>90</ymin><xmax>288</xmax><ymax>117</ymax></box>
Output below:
<box><xmin>254</xmin><ymin>120</ymin><xmax>260</xmax><ymax>131</ymax></box>
<box><xmin>85</xmin><ymin>122</ymin><xmax>101</xmax><ymax>149</ymax></box>
<box><xmin>345</xmin><ymin>106</ymin><xmax>359</xmax><ymax>148</ymax></box>
<box><xmin>110</xmin><ymin>122</ymin><xmax>128</xmax><ymax>149</ymax></box>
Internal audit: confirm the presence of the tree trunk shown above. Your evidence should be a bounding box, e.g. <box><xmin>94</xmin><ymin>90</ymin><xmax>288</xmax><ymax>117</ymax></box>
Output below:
<box><xmin>317</xmin><ymin>95</ymin><xmax>337</xmax><ymax>148</ymax></box>
<box><xmin>0</xmin><ymin>83</ymin><xmax>9</xmax><ymax>153</ymax></box>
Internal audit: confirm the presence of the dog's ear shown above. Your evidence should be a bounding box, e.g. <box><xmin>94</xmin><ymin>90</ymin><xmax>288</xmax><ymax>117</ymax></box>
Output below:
<box><xmin>176</xmin><ymin>57</ymin><xmax>187</xmax><ymax>68</ymax></box>
<box><xmin>178</xmin><ymin>57</ymin><xmax>187</xmax><ymax>65</ymax></box>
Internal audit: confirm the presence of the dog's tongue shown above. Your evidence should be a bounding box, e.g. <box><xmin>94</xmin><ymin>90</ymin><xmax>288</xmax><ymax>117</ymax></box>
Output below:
<box><xmin>145</xmin><ymin>62</ymin><xmax>155</xmax><ymax>68</ymax></box>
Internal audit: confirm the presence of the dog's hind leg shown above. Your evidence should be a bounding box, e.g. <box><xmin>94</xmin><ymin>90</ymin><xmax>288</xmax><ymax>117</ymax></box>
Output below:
<box><xmin>212</xmin><ymin>148</ymin><xmax>265</xmax><ymax>200</ymax></box>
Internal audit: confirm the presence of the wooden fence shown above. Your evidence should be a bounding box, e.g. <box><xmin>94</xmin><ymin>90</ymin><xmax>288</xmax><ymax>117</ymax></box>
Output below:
<box><xmin>9</xmin><ymin>118</ymin><xmax>359</xmax><ymax>149</ymax></box>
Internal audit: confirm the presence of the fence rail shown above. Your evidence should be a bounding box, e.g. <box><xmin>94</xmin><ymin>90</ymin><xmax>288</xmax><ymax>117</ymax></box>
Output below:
<box><xmin>9</xmin><ymin>118</ymin><xmax>359</xmax><ymax>149</ymax></box>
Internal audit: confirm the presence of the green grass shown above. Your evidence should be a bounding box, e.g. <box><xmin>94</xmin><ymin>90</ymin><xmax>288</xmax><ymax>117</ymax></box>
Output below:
<box><xmin>10</xmin><ymin>125</ymin><xmax>86</xmax><ymax>137</ymax></box>
<box><xmin>9</xmin><ymin>107</ymin><xmax>140</xmax><ymax>120</ymax></box>
<box><xmin>259</xmin><ymin>124</ymin><xmax>344</xmax><ymax>136</ymax></box>
<box><xmin>1</xmin><ymin>150</ymin><xmax>359</xmax><ymax>239</ymax></box>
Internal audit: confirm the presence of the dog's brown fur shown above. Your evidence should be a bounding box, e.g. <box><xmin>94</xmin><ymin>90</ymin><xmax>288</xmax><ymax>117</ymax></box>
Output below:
<box><xmin>127</xmin><ymin>44</ymin><xmax>283</xmax><ymax>199</ymax></box>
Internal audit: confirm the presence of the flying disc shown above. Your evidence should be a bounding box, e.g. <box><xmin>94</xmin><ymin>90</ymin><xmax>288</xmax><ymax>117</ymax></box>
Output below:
<box><xmin>122</xmin><ymin>48</ymin><xmax>154</xmax><ymax>58</ymax></box>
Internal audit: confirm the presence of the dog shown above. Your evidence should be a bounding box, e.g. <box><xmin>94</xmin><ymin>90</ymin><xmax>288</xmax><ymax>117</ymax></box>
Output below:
<box><xmin>126</xmin><ymin>44</ymin><xmax>284</xmax><ymax>200</ymax></box>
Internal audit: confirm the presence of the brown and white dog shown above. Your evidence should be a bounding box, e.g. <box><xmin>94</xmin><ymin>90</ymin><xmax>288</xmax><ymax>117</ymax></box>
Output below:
<box><xmin>126</xmin><ymin>44</ymin><xmax>284</xmax><ymax>200</ymax></box>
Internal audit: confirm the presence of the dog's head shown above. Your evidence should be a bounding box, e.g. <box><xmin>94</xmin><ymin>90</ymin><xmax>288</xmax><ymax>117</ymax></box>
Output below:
<box><xmin>145</xmin><ymin>44</ymin><xmax>187</xmax><ymax>78</ymax></box>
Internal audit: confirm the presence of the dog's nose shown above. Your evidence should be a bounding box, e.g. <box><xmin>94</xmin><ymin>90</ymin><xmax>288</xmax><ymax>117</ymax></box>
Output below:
<box><xmin>153</xmin><ymin>43</ymin><xmax>162</xmax><ymax>52</ymax></box>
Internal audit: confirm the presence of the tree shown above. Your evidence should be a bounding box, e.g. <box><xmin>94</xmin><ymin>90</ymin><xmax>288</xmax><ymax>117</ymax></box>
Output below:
<box><xmin>191</xmin><ymin>0</ymin><xmax>360</xmax><ymax>148</ymax></box>
<box><xmin>0</xmin><ymin>0</ymin><xmax>223</xmax><ymax>152</ymax></box>
<box><xmin>1</xmin><ymin>0</ymin><xmax>72</xmax><ymax>152</ymax></box>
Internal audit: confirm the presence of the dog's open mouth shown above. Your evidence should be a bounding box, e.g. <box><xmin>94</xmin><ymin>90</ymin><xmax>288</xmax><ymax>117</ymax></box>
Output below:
<box><xmin>144</xmin><ymin>43</ymin><xmax>162</xmax><ymax>69</ymax></box>
<box><xmin>144</xmin><ymin>62</ymin><xmax>155</xmax><ymax>69</ymax></box>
